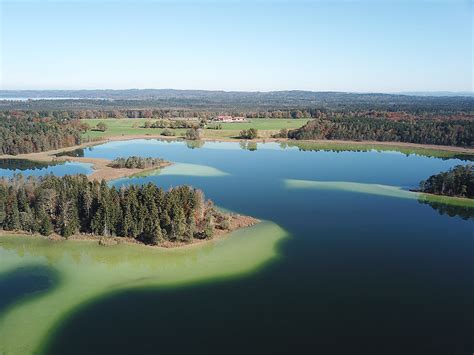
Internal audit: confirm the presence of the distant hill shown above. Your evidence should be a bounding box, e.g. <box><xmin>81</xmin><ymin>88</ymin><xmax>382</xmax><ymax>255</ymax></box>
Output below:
<box><xmin>398</xmin><ymin>91</ymin><xmax>474</xmax><ymax>97</ymax></box>
<box><xmin>0</xmin><ymin>89</ymin><xmax>473</xmax><ymax>112</ymax></box>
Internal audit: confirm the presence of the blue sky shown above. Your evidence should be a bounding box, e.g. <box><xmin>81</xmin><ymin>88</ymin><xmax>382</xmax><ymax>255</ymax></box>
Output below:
<box><xmin>0</xmin><ymin>0</ymin><xmax>472</xmax><ymax>92</ymax></box>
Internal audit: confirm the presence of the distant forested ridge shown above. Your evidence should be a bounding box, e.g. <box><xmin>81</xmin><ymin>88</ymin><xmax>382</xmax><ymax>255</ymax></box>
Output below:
<box><xmin>419</xmin><ymin>165</ymin><xmax>473</xmax><ymax>198</ymax></box>
<box><xmin>287</xmin><ymin>118</ymin><xmax>473</xmax><ymax>147</ymax></box>
<box><xmin>1</xmin><ymin>90</ymin><xmax>473</xmax><ymax>113</ymax></box>
<box><xmin>0</xmin><ymin>174</ymin><xmax>229</xmax><ymax>243</ymax></box>
<box><xmin>0</xmin><ymin>112</ymin><xmax>81</xmax><ymax>155</ymax></box>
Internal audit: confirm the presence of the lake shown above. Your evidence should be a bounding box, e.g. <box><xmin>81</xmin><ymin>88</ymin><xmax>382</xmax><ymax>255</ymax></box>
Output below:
<box><xmin>0</xmin><ymin>139</ymin><xmax>472</xmax><ymax>355</ymax></box>
<box><xmin>0</xmin><ymin>159</ymin><xmax>92</xmax><ymax>178</ymax></box>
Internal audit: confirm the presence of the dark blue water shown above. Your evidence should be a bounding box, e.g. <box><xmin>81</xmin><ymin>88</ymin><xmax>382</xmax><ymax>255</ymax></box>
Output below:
<box><xmin>33</xmin><ymin>140</ymin><xmax>474</xmax><ymax>354</ymax></box>
<box><xmin>0</xmin><ymin>265</ymin><xmax>59</xmax><ymax>313</ymax></box>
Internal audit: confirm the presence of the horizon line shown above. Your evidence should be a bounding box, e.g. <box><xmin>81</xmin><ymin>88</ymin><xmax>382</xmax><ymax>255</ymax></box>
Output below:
<box><xmin>0</xmin><ymin>88</ymin><xmax>473</xmax><ymax>95</ymax></box>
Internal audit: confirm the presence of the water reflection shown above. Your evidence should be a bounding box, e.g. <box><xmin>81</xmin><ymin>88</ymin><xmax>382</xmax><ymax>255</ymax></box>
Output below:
<box><xmin>55</xmin><ymin>148</ymin><xmax>85</xmax><ymax>158</ymax></box>
<box><xmin>239</xmin><ymin>141</ymin><xmax>258</xmax><ymax>151</ymax></box>
<box><xmin>0</xmin><ymin>161</ymin><xmax>92</xmax><ymax>178</ymax></box>
<box><xmin>418</xmin><ymin>199</ymin><xmax>474</xmax><ymax>220</ymax></box>
<box><xmin>0</xmin><ymin>159</ymin><xmax>62</xmax><ymax>171</ymax></box>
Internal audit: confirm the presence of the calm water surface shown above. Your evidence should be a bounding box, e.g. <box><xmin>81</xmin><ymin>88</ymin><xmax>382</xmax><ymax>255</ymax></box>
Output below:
<box><xmin>0</xmin><ymin>159</ymin><xmax>92</xmax><ymax>178</ymax></box>
<box><xmin>1</xmin><ymin>140</ymin><xmax>473</xmax><ymax>355</ymax></box>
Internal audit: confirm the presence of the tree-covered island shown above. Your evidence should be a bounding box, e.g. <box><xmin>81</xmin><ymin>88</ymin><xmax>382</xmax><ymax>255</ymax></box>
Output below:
<box><xmin>107</xmin><ymin>156</ymin><xmax>167</xmax><ymax>169</ymax></box>
<box><xmin>0</xmin><ymin>174</ymin><xmax>257</xmax><ymax>245</ymax></box>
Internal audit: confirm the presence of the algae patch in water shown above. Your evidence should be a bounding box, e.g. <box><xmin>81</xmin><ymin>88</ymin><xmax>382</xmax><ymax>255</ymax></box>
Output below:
<box><xmin>0</xmin><ymin>221</ymin><xmax>287</xmax><ymax>354</ymax></box>
<box><xmin>284</xmin><ymin>179</ymin><xmax>417</xmax><ymax>200</ymax></box>
<box><xmin>284</xmin><ymin>179</ymin><xmax>474</xmax><ymax>214</ymax></box>
<box><xmin>130</xmin><ymin>162</ymin><xmax>229</xmax><ymax>179</ymax></box>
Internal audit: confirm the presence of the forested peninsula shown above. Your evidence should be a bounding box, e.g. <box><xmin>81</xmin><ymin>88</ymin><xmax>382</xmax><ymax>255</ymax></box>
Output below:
<box><xmin>286</xmin><ymin>117</ymin><xmax>473</xmax><ymax>147</ymax></box>
<box><xmin>0</xmin><ymin>113</ymin><xmax>81</xmax><ymax>155</ymax></box>
<box><xmin>0</xmin><ymin>174</ymin><xmax>256</xmax><ymax>245</ymax></box>
<box><xmin>419</xmin><ymin>165</ymin><xmax>473</xmax><ymax>199</ymax></box>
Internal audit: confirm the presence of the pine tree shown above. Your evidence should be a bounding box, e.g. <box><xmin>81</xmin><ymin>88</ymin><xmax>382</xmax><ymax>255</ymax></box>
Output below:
<box><xmin>0</xmin><ymin>185</ymin><xmax>7</xmax><ymax>225</ymax></box>
<box><xmin>151</xmin><ymin>223</ymin><xmax>163</xmax><ymax>245</ymax></box>
<box><xmin>4</xmin><ymin>189</ymin><xmax>20</xmax><ymax>230</ymax></box>
<box><xmin>57</xmin><ymin>198</ymin><xmax>79</xmax><ymax>238</ymax></box>
<box><xmin>38</xmin><ymin>209</ymin><xmax>53</xmax><ymax>236</ymax></box>
<box><xmin>172</xmin><ymin>207</ymin><xmax>187</xmax><ymax>242</ymax></box>
<box><xmin>183</xmin><ymin>215</ymin><xmax>195</xmax><ymax>242</ymax></box>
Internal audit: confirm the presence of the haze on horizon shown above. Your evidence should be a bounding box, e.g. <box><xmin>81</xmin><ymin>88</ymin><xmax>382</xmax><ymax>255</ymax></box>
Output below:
<box><xmin>0</xmin><ymin>0</ymin><xmax>472</xmax><ymax>93</ymax></box>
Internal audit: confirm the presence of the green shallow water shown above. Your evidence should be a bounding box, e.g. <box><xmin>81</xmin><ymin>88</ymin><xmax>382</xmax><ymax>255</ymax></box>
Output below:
<box><xmin>284</xmin><ymin>178</ymin><xmax>474</xmax><ymax>209</ymax></box>
<box><xmin>130</xmin><ymin>162</ymin><xmax>229</xmax><ymax>178</ymax></box>
<box><xmin>284</xmin><ymin>179</ymin><xmax>418</xmax><ymax>199</ymax></box>
<box><xmin>0</xmin><ymin>222</ymin><xmax>287</xmax><ymax>354</ymax></box>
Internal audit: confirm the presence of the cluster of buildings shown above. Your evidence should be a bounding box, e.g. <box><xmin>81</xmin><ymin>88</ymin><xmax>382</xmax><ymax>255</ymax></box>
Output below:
<box><xmin>213</xmin><ymin>115</ymin><xmax>248</xmax><ymax>123</ymax></box>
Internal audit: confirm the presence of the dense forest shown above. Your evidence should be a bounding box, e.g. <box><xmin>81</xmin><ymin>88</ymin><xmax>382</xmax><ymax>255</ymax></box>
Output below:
<box><xmin>0</xmin><ymin>174</ymin><xmax>230</xmax><ymax>244</ymax></box>
<box><xmin>286</xmin><ymin>118</ymin><xmax>473</xmax><ymax>147</ymax></box>
<box><xmin>108</xmin><ymin>156</ymin><xmax>166</xmax><ymax>169</ymax></box>
<box><xmin>0</xmin><ymin>112</ymin><xmax>82</xmax><ymax>155</ymax></box>
<box><xmin>1</xmin><ymin>90</ymin><xmax>473</xmax><ymax>113</ymax></box>
<box><xmin>419</xmin><ymin>165</ymin><xmax>473</xmax><ymax>198</ymax></box>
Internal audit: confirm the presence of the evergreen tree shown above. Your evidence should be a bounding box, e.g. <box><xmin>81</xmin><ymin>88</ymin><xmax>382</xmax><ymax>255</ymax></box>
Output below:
<box><xmin>4</xmin><ymin>189</ymin><xmax>20</xmax><ymax>230</ymax></box>
<box><xmin>37</xmin><ymin>209</ymin><xmax>53</xmax><ymax>236</ymax></box>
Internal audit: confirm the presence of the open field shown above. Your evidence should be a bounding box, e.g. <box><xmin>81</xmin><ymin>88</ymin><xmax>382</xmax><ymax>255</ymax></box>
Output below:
<box><xmin>81</xmin><ymin>118</ymin><xmax>311</xmax><ymax>139</ymax></box>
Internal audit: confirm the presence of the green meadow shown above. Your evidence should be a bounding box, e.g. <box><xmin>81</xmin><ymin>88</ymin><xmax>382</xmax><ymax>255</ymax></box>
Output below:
<box><xmin>80</xmin><ymin>118</ymin><xmax>311</xmax><ymax>140</ymax></box>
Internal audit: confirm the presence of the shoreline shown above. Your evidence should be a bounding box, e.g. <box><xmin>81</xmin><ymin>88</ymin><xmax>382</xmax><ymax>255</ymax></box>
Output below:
<box><xmin>0</xmin><ymin>140</ymin><xmax>172</xmax><ymax>182</ymax></box>
<box><xmin>0</xmin><ymin>214</ymin><xmax>260</xmax><ymax>250</ymax></box>
<box><xmin>418</xmin><ymin>191</ymin><xmax>474</xmax><ymax>207</ymax></box>
<box><xmin>0</xmin><ymin>134</ymin><xmax>473</xmax><ymax>163</ymax></box>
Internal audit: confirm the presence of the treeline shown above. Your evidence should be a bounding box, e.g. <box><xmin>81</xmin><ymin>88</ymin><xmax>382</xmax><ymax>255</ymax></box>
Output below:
<box><xmin>108</xmin><ymin>156</ymin><xmax>166</xmax><ymax>169</ymax></box>
<box><xmin>286</xmin><ymin>118</ymin><xmax>473</xmax><ymax>147</ymax></box>
<box><xmin>2</xmin><ymin>108</ymin><xmax>472</xmax><ymax>122</ymax></box>
<box><xmin>0</xmin><ymin>112</ymin><xmax>82</xmax><ymax>155</ymax></box>
<box><xmin>0</xmin><ymin>174</ymin><xmax>230</xmax><ymax>244</ymax></box>
<box><xmin>143</xmin><ymin>119</ymin><xmax>199</xmax><ymax>129</ymax></box>
<box><xmin>419</xmin><ymin>165</ymin><xmax>473</xmax><ymax>198</ymax></box>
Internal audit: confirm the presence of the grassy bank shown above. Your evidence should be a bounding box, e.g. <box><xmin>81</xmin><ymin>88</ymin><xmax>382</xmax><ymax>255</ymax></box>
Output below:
<box><xmin>418</xmin><ymin>193</ymin><xmax>474</xmax><ymax>208</ymax></box>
